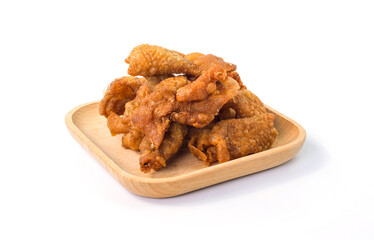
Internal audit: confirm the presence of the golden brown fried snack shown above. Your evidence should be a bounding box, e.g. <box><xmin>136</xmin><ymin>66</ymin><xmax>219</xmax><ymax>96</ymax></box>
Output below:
<box><xmin>190</xmin><ymin>53</ymin><xmax>237</xmax><ymax>74</ymax></box>
<box><xmin>104</xmin><ymin>85</ymin><xmax>151</xmax><ymax>150</ymax></box>
<box><xmin>99</xmin><ymin>76</ymin><xmax>146</xmax><ymax>118</ymax></box>
<box><xmin>125</xmin><ymin>44</ymin><xmax>197</xmax><ymax>76</ymax></box>
<box><xmin>188</xmin><ymin>113</ymin><xmax>278</xmax><ymax>165</ymax></box>
<box><xmin>145</xmin><ymin>74</ymin><xmax>174</xmax><ymax>92</ymax></box>
<box><xmin>176</xmin><ymin>64</ymin><xmax>227</xmax><ymax>102</ymax></box>
<box><xmin>121</xmin><ymin>85</ymin><xmax>151</xmax><ymax>150</ymax></box>
<box><xmin>125</xmin><ymin>45</ymin><xmax>237</xmax><ymax>77</ymax></box>
<box><xmin>222</xmin><ymin>89</ymin><xmax>267</xmax><ymax>118</ymax></box>
<box><xmin>227</xmin><ymin>71</ymin><xmax>246</xmax><ymax>89</ymax></box>
<box><xmin>139</xmin><ymin>123</ymin><xmax>188</xmax><ymax>173</ymax></box>
<box><xmin>131</xmin><ymin>76</ymin><xmax>189</xmax><ymax>149</ymax></box>
<box><xmin>172</xmin><ymin>76</ymin><xmax>240</xmax><ymax>128</ymax></box>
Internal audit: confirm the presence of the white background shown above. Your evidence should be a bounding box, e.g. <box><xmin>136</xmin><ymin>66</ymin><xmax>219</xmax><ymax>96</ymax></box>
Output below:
<box><xmin>1</xmin><ymin>0</ymin><xmax>373</xmax><ymax>239</ymax></box>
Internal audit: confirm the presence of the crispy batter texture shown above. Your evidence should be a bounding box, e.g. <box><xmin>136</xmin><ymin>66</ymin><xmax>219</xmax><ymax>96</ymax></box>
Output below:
<box><xmin>227</xmin><ymin>71</ymin><xmax>246</xmax><ymax>89</ymax></box>
<box><xmin>131</xmin><ymin>76</ymin><xmax>189</xmax><ymax>149</ymax></box>
<box><xmin>99</xmin><ymin>44</ymin><xmax>278</xmax><ymax>173</ymax></box>
<box><xmin>176</xmin><ymin>64</ymin><xmax>227</xmax><ymax>102</ymax></box>
<box><xmin>125</xmin><ymin>44</ymin><xmax>197</xmax><ymax>76</ymax></box>
<box><xmin>103</xmin><ymin>85</ymin><xmax>151</xmax><ymax>150</ymax></box>
<box><xmin>145</xmin><ymin>74</ymin><xmax>174</xmax><ymax>92</ymax></box>
<box><xmin>172</xmin><ymin>77</ymin><xmax>240</xmax><ymax>128</ymax></box>
<box><xmin>121</xmin><ymin>85</ymin><xmax>151</xmax><ymax>150</ymax></box>
<box><xmin>191</xmin><ymin>53</ymin><xmax>236</xmax><ymax>74</ymax></box>
<box><xmin>222</xmin><ymin>89</ymin><xmax>267</xmax><ymax>118</ymax></box>
<box><xmin>125</xmin><ymin>45</ymin><xmax>237</xmax><ymax>77</ymax></box>
<box><xmin>99</xmin><ymin>76</ymin><xmax>146</xmax><ymax>118</ymax></box>
<box><xmin>139</xmin><ymin>123</ymin><xmax>188</xmax><ymax>173</ymax></box>
<box><xmin>188</xmin><ymin>113</ymin><xmax>278</xmax><ymax>165</ymax></box>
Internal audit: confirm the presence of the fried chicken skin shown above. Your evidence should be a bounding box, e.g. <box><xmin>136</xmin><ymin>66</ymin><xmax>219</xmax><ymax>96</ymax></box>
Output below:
<box><xmin>121</xmin><ymin>85</ymin><xmax>151</xmax><ymax>150</ymax></box>
<box><xmin>99</xmin><ymin>76</ymin><xmax>146</xmax><ymax>118</ymax></box>
<box><xmin>99</xmin><ymin>44</ymin><xmax>278</xmax><ymax>173</ymax></box>
<box><xmin>139</xmin><ymin>123</ymin><xmax>188</xmax><ymax>173</ymax></box>
<box><xmin>222</xmin><ymin>89</ymin><xmax>267</xmax><ymax>119</ymax></box>
<box><xmin>176</xmin><ymin>64</ymin><xmax>227</xmax><ymax>102</ymax></box>
<box><xmin>188</xmin><ymin>113</ymin><xmax>278</xmax><ymax>165</ymax></box>
<box><xmin>125</xmin><ymin>44</ymin><xmax>237</xmax><ymax>77</ymax></box>
<box><xmin>227</xmin><ymin>71</ymin><xmax>246</xmax><ymax>89</ymax></box>
<box><xmin>131</xmin><ymin>76</ymin><xmax>189</xmax><ymax>149</ymax></box>
<box><xmin>125</xmin><ymin>44</ymin><xmax>197</xmax><ymax>76</ymax></box>
<box><xmin>189</xmin><ymin>53</ymin><xmax>237</xmax><ymax>74</ymax></box>
<box><xmin>145</xmin><ymin>74</ymin><xmax>175</xmax><ymax>92</ymax></box>
<box><xmin>172</xmin><ymin>76</ymin><xmax>240</xmax><ymax>128</ymax></box>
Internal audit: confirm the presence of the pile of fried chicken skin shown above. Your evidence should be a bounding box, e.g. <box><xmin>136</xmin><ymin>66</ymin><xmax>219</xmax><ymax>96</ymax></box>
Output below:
<box><xmin>99</xmin><ymin>44</ymin><xmax>278</xmax><ymax>173</ymax></box>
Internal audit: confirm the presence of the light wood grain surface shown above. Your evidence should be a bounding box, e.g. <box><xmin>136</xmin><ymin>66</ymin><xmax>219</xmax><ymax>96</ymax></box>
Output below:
<box><xmin>65</xmin><ymin>101</ymin><xmax>306</xmax><ymax>198</ymax></box>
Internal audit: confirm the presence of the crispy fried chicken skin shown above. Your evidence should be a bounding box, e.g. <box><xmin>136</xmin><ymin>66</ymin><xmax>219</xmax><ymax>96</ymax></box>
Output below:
<box><xmin>139</xmin><ymin>123</ymin><xmax>188</xmax><ymax>173</ymax></box>
<box><xmin>131</xmin><ymin>76</ymin><xmax>189</xmax><ymax>149</ymax></box>
<box><xmin>99</xmin><ymin>44</ymin><xmax>278</xmax><ymax>173</ymax></box>
<box><xmin>172</xmin><ymin>76</ymin><xmax>240</xmax><ymax>128</ymax></box>
<box><xmin>125</xmin><ymin>44</ymin><xmax>236</xmax><ymax>77</ymax></box>
<box><xmin>222</xmin><ymin>89</ymin><xmax>267</xmax><ymax>119</ymax></box>
<box><xmin>99</xmin><ymin>76</ymin><xmax>146</xmax><ymax>118</ymax></box>
<box><xmin>176</xmin><ymin>64</ymin><xmax>227</xmax><ymax>102</ymax></box>
<box><xmin>188</xmin><ymin>113</ymin><xmax>278</xmax><ymax>165</ymax></box>
<box><xmin>125</xmin><ymin>44</ymin><xmax>197</xmax><ymax>76</ymax></box>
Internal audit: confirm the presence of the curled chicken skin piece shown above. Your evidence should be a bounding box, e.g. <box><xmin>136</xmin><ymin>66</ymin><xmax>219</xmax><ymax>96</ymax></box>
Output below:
<box><xmin>227</xmin><ymin>71</ymin><xmax>246</xmax><ymax>89</ymax></box>
<box><xmin>172</xmin><ymin>76</ymin><xmax>240</xmax><ymax>128</ymax></box>
<box><xmin>131</xmin><ymin>76</ymin><xmax>189</xmax><ymax>149</ymax></box>
<box><xmin>139</xmin><ymin>123</ymin><xmax>188</xmax><ymax>173</ymax></box>
<box><xmin>222</xmin><ymin>89</ymin><xmax>267</xmax><ymax>119</ymax></box>
<box><xmin>99</xmin><ymin>76</ymin><xmax>146</xmax><ymax>118</ymax></box>
<box><xmin>189</xmin><ymin>113</ymin><xmax>278</xmax><ymax>165</ymax></box>
<box><xmin>191</xmin><ymin>53</ymin><xmax>237</xmax><ymax>74</ymax></box>
<box><xmin>105</xmin><ymin>85</ymin><xmax>151</xmax><ymax>150</ymax></box>
<box><xmin>176</xmin><ymin>64</ymin><xmax>227</xmax><ymax>102</ymax></box>
<box><xmin>125</xmin><ymin>44</ymin><xmax>197</xmax><ymax>76</ymax></box>
<box><xmin>121</xmin><ymin>85</ymin><xmax>151</xmax><ymax>150</ymax></box>
<box><xmin>144</xmin><ymin>74</ymin><xmax>175</xmax><ymax>92</ymax></box>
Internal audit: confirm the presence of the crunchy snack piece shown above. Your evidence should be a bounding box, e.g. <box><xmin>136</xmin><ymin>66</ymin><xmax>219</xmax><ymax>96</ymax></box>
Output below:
<box><xmin>104</xmin><ymin>85</ymin><xmax>151</xmax><ymax>150</ymax></box>
<box><xmin>125</xmin><ymin>45</ymin><xmax>237</xmax><ymax>77</ymax></box>
<box><xmin>176</xmin><ymin>64</ymin><xmax>227</xmax><ymax>102</ymax></box>
<box><xmin>172</xmin><ymin>76</ymin><xmax>240</xmax><ymax>128</ymax></box>
<box><xmin>131</xmin><ymin>76</ymin><xmax>189</xmax><ymax>149</ymax></box>
<box><xmin>125</xmin><ymin>44</ymin><xmax>197</xmax><ymax>76</ymax></box>
<box><xmin>121</xmin><ymin>85</ymin><xmax>151</xmax><ymax>150</ymax></box>
<box><xmin>139</xmin><ymin>123</ymin><xmax>188</xmax><ymax>173</ymax></box>
<box><xmin>222</xmin><ymin>89</ymin><xmax>267</xmax><ymax>118</ymax></box>
<box><xmin>189</xmin><ymin>113</ymin><xmax>278</xmax><ymax>164</ymax></box>
<box><xmin>99</xmin><ymin>76</ymin><xmax>146</xmax><ymax>118</ymax></box>
<box><xmin>99</xmin><ymin>44</ymin><xmax>278</xmax><ymax>173</ymax></box>
<box><xmin>227</xmin><ymin>71</ymin><xmax>246</xmax><ymax>89</ymax></box>
<box><xmin>191</xmin><ymin>53</ymin><xmax>237</xmax><ymax>74</ymax></box>
<box><xmin>145</xmin><ymin>74</ymin><xmax>174</xmax><ymax>92</ymax></box>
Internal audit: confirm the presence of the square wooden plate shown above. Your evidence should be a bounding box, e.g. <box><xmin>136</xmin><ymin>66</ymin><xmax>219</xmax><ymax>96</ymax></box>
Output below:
<box><xmin>65</xmin><ymin>101</ymin><xmax>306</xmax><ymax>198</ymax></box>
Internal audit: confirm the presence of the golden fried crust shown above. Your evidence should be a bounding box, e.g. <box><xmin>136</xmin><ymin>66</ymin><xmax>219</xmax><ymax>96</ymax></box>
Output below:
<box><xmin>131</xmin><ymin>76</ymin><xmax>189</xmax><ymax>149</ymax></box>
<box><xmin>139</xmin><ymin>123</ymin><xmax>188</xmax><ymax>173</ymax></box>
<box><xmin>99</xmin><ymin>76</ymin><xmax>146</xmax><ymax>118</ymax></box>
<box><xmin>172</xmin><ymin>77</ymin><xmax>240</xmax><ymax>128</ymax></box>
<box><xmin>189</xmin><ymin>113</ymin><xmax>278</xmax><ymax>164</ymax></box>
<box><xmin>222</xmin><ymin>89</ymin><xmax>267</xmax><ymax>119</ymax></box>
<box><xmin>145</xmin><ymin>74</ymin><xmax>174</xmax><ymax>92</ymax></box>
<box><xmin>176</xmin><ymin>64</ymin><xmax>227</xmax><ymax>102</ymax></box>
<box><xmin>125</xmin><ymin>44</ymin><xmax>197</xmax><ymax>76</ymax></box>
<box><xmin>192</xmin><ymin>54</ymin><xmax>236</xmax><ymax>74</ymax></box>
<box><xmin>120</xmin><ymin>85</ymin><xmax>151</xmax><ymax>150</ymax></box>
<box><xmin>185</xmin><ymin>52</ymin><xmax>205</xmax><ymax>62</ymax></box>
<box><xmin>227</xmin><ymin>71</ymin><xmax>246</xmax><ymax>89</ymax></box>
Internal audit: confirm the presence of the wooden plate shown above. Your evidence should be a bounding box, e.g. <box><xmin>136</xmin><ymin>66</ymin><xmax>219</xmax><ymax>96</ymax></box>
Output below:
<box><xmin>65</xmin><ymin>102</ymin><xmax>306</xmax><ymax>198</ymax></box>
